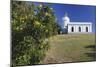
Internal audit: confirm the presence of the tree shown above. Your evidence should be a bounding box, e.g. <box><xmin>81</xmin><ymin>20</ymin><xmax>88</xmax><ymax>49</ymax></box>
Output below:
<box><xmin>11</xmin><ymin>1</ymin><xmax>58</xmax><ymax>66</ymax></box>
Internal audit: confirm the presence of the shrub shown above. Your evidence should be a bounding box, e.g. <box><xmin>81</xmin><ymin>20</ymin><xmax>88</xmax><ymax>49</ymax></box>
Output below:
<box><xmin>11</xmin><ymin>1</ymin><xmax>58</xmax><ymax>66</ymax></box>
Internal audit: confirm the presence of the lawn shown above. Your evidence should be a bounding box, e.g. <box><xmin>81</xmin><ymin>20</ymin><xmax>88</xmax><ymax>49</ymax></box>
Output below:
<box><xmin>42</xmin><ymin>34</ymin><xmax>96</xmax><ymax>64</ymax></box>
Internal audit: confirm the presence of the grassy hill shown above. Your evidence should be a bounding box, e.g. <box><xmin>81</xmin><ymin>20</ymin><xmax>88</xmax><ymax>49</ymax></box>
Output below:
<box><xmin>42</xmin><ymin>34</ymin><xmax>96</xmax><ymax>64</ymax></box>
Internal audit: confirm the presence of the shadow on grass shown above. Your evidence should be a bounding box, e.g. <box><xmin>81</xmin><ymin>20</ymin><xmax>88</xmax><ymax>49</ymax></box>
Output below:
<box><xmin>85</xmin><ymin>45</ymin><xmax>96</xmax><ymax>50</ymax></box>
<box><xmin>85</xmin><ymin>45</ymin><xmax>96</xmax><ymax>51</ymax></box>
<box><xmin>84</xmin><ymin>44</ymin><xmax>96</xmax><ymax>60</ymax></box>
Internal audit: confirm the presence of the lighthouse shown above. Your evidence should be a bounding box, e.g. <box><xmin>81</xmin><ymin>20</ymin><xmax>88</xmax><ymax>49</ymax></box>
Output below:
<box><xmin>61</xmin><ymin>13</ymin><xmax>92</xmax><ymax>34</ymax></box>
<box><xmin>62</xmin><ymin>13</ymin><xmax>70</xmax><ymax>28</ymax></box>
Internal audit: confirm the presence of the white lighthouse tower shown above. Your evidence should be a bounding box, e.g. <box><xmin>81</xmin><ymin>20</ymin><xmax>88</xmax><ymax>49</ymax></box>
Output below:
<box><xmin>62</xmin><ymin>13</ymin><xmax>70</xmax><ymax>28</ymax></box>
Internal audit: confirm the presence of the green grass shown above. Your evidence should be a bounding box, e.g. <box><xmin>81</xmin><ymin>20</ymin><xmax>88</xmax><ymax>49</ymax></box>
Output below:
<box><xmin>42</xmin><ymin>34</ymin><xmax>96</xmax><ymax>64</ymax></box>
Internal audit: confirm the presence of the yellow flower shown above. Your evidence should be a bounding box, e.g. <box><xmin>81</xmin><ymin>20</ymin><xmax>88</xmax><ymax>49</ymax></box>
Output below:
<box><xmin>45</xmin><ymin>12</ymin><xmax>51</xmax><ymax>17</ymax></box>
<box><xmin>20</xmin><ymin>27</ymin><xmax>23</xmax><ymax>30</ymax></box>
<box><xmin>45</xmin><ymin>29</ymin><xmax>48</xmax><ymax>33</ymax></box>
<box><xmin>34</xmin><ymin>21</ymin><xmax>41</xmax><ymax>28</ymax></box>
<box><xmin>35</xmin><ymin>21</ymin><xmax>40</xmax><ymax>25</ymax></box>
<box><xmin>22</xmin><ymin>20</ymin><xmax>24</xmax><ymax>23</ymax></box>
<box><xmin>25</xmin><ymin>16</ymin><xmax>27</xmax><ymax>19</ymax></box>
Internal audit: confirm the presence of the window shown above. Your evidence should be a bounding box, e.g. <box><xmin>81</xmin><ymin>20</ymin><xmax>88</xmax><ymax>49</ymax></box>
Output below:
<box><xmin>71</xmin><ymin>27</ymin><xmax>74</xmax><ymax>32</ymax></box>
<box><xmin>86</xmin><ymin>27</ymin><xmax>88</xmax><ymax>32</ymax></box>
<box><xmin>79</xmin><ymin>27</ymin><xmax>81</xmax><ymax>32</ymax></box>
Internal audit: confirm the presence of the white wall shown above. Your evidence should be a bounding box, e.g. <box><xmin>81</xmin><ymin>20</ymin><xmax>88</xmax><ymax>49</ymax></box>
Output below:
<box><xmin>68</xmin><ymin>24</ymin><xmax>92</xmax><ymax>33</ymax></box>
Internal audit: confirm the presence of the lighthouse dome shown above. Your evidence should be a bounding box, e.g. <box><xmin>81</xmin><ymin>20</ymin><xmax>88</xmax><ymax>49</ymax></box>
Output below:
<box><xmin>63</xmin><ymin>13</ymin><xmax>70</xmax><ymax>22</ymax></box>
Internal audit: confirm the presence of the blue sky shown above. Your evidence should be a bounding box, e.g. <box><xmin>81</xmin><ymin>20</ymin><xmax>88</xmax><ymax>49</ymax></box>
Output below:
<box><xmin>33</xmin><ymin>2</ymin><xmax>96</xmax><ymax>33</ymax></box>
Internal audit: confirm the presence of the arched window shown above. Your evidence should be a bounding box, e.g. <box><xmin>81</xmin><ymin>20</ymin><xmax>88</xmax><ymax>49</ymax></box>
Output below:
<box><xmin>79</xmin><ymin>27</ymin><xmax>81</xmax><ymax>32</ymax></box>
<box><xmin>71</xmin><ymin>27</ymin><xmax>74</xmax><ymax>32</ymax></box>
<box><xmin>86</xmin><ymin>27</ymin><xmax>88</xmax><ymax>32</ymax></box>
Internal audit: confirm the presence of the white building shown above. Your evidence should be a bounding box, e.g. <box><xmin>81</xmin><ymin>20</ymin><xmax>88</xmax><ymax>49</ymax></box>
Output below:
<box><xmin>62</xmin><ymin>14</ymin><xmax>92</xmax><ymax>34</ymax></box>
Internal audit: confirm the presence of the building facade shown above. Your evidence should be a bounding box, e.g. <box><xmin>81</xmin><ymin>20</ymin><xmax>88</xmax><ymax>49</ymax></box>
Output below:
<box><xmin>62</xmin><ymin>14</ymin><xmax>92</xmax><ymax>34</ymax></box>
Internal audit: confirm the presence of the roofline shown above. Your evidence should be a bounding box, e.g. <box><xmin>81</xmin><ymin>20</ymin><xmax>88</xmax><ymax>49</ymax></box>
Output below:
<box><xmin>68</xmin><ymin>22</ymin><xmax>92</xmax><ymax>25</ymax></box>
